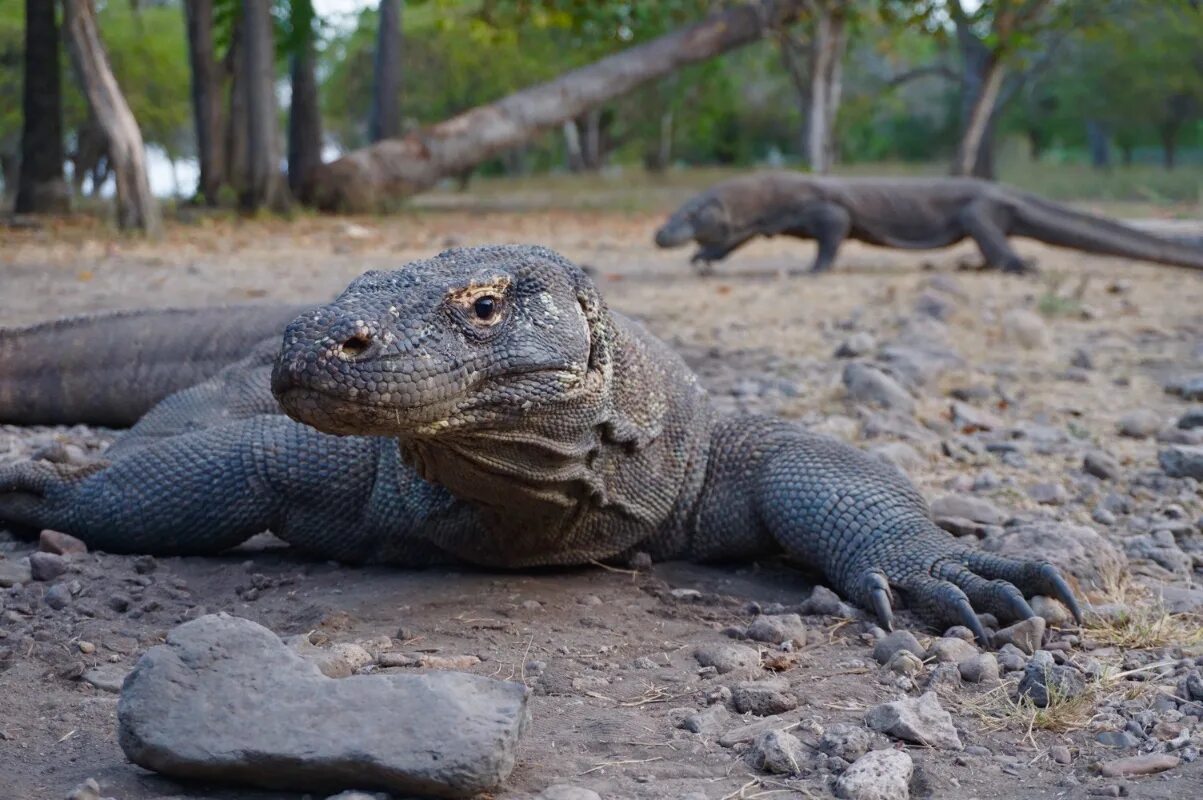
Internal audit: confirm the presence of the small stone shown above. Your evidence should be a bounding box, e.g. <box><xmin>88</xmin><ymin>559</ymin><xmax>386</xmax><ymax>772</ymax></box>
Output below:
<box><xmin>1099</xmin><ymin>753</ymin><xmax>1178</xmax><ymax>776</ymax></box>
<box><xmin>0</xmin><ymin>559</ymin><xmax>32</xmax><ymax>588</ymax></box>
<box><xmin>1159</xmin><ymin>445</ymin><xmax>1203</xmax><ymax>480</ymax></box>
<box><xmin>750</xmin><ymin>729</ymin><xmax>808</xmax><ymax>776</ymax></box>
<box><xmin>133</xmin><ymin>555</ymin><xmax>157</xmax><ymax>574</ymax></box>
<box><xmin>66</xmin><ymin>778</ymin><xmax>115</xmax><ymax>800</ymax></box>
<box><xmin>39</xmin><ymin>530</ymin><xmax>88</xmax><ymax>556</ymax></box>
<box><xmin>1176</xmin><ymin>408</ymin><xmax>1203</xmax><ymax>429</ymax></box>
<box><xmin>680</xmin><ymin>704</ymin><xmax>729</xmax><ymax>734</ymax></box>
<box><xmin>885</xmin><ymin>651</ymin><xmax>924</xmax><ymax>677</ymax></box>
<box><xmin>1018</xmin><ymin>661</ymin><xmax>1085</xmax><ymax>708</ymax></box>
<box><xmin>29</xmin><ymin>552</ymin><xmax>68</xmax><ymax>582</ymax></box>
<box><xmin>951</xmin><ymin>400</ymin><xmax>1004</xmax><ymax>432</ymax></box>
<box><xmin>44</xmin><ymin>583</ymin><xmax>72</xmax><ymax>610</ymax></box>
<box><xmin>865</xmin><ymin>691</ymin><xmax>962</xmax><ymax>750</ymax></box>
<box><xmin>537</xmin><ymin>786</ymin><xmax>602</xmax><ymax>800</ymax></box>
<box><xmin>994</xmin><ymin>617</ymin><xmax>1045</xmax><ymax>655</ymax></box>
<box><xmin>83</xmin><ymin>666</ymin><xmax>127</xmax><ymax>693</ymax></box>
<box><xmin>872</xmin><ymin>630</ymin><xmax>924</xmax><ymax>665</ymax></box>
<box><xmin>928</xmin><ymin>495</ymin><xmax>1007</xmax><ymax>525</ymax></box>
<box><xmin>1027</xmin><ymin>482</ymin><xmax>1069</xmax><ymax>505</ymax></box>
<box><xmin>1002</xmin><ymin>309</ymin><xmax>1049</xmax><ymax>349</ymax></box>
<box><xmin>1084</xmin><ymin>450</ymin><xmax>1122</xmax><ymax>481</ymax></box>
<box><xmin>324</xmin><ymin>792</ymin><xmax>390</xmax><ymax>800</ymax></box>
<box><xmin>1095</xmin><ymin>730</ymin><xmax>1141</xmax><ymax>749</ymax></box>
<box><xmin>836</xmin><ymin>332</ymin><xmax>876</xmax><ymax>358</ymax></box>
<box><xmin>746</xmin><ymin>614</ymin><xmax>807</xmax><ymax>646</ymax></box>
<box><xmin>958</xmin><ymin>654</ymin><xmax>999</xmax><ymax>684</ymax></box>
<box><xmin>843</xmin><ymin>362</ymin><xmax>915</xmax><ymax>414</ymax></box>
<box><xmin>78</xmin><ymin>641</ymin><xmax>96</xmax><ymax>654</ymax></box>
<box><xmin>927</xmin><ymin>637</ymin><xmax>978</xmax><ymax>664</ymax></box>
<box><xmin>694</xmin><ymin>643</ymin><xmax>760</xmax><ymax>675</ymax></box>
<box><xmin>1071</xmin><ymin>348</ymin><xmax>1094</xmax><ymax>369</ymax></box>
<box><xmin>1050</xmin><ymin>745</ymin><xmax>1072</xmax><ymax>764</ymax></box>
<box><xmin>818</xmin><ymin>723</ymin><xmax>876</xmax><ymax>762</ymax></box>
<box><xmin>1118</xmin><ymin>409</ymin><xmax>1162</xmax><ymax>438</ymax></box>
<box><xmin>117</xmin><ymin>614</ymin><xmax>530</xmax><ymax>795</ymax></box>
<box><xmin>800</xmin><ymin>585</ymin><xmax>848</xmax><ymax>616</ymax></box>
<box><xmin>836</xmin><ymin>749</ymin><xmax>913</xmax><ymax>800</ymax></box>
<box><xmin>107</xmin><ymin>594</ymin><xmax>131</xmax><ymax>613</ymax></box>
<box><xmin>732</xmin><ymin>679</ymin><xmax>799</xmax><ymax>716</ymax></box>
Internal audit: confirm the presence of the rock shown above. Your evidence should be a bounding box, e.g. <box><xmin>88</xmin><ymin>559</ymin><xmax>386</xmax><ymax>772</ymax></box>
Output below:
<box><xmin>1030</xmin><ymin>596</ymin><xmax>1073</xmax><ymax>627</ymax></box>
<box><xmin>1027</xmin><ymin>482</ymin><xmax>1069</xmax><ymax>505</ymax></box>
<box><xmin>927</xmin><ymin>637</ymin><xmax>978</xmax><ymax>664</ymax></box>
<box><xmin>0</xmin><ymin>559</ymin><xmax>32</xmax><ymax>588</ymax></box>
<box><xmin>66</xmin><ymin>778</ymin><xmax>115</xmax><ymax>800</ymax></box>
<box><xmin>681</xmin><ymin>704</ymin><xmax>729</xmax><ymax>734</ymax></box>
<box><xmin>28</xmin><ymin>551</ymin><xmax>67</xmax><ymax>582</ymax></box>
<box><xmin>1071</xmin><ymin>348</ymin><xmax>1094</xmax><ymax>370</ymax></box>
<box><xmin>885</xmin><ymin>651</ymin><xmax>924</xmax><ymax>677</ymax></box>
<box><xmin>835</xmin><ymin>749</ymin><xmax>913</xmax><ymax>800</ymax></box>
<box><xmin>980</xmin><ymin>521</ymin><xmax>1124</xmax><ymax>589</ymax></box>
<box><xmin>1050</xmin><ymin>745</ymin><xmax>1072</xmax><ymax>764</ymax></box>
<box><xmin>1002</xmin><ymin>309</ymin><xmax>1049</xmax><ymax>349</ymax></box>
<box><xmin>1096</xmin><ymin>730</ymin><xmax>1142</xmax><ymax>749</ymax></box>
<box><xmin>950</xmin><ymin>401</ymin><xmax>1004</xmax><ymax>433</ymax></box>
<box><xmin>1159</xmin><ymin>445</ymin><xmax>1203</xmax><ymax>480</ymax></box>
<box><xmin>746</xmin><ymin>614</ymin><xmax>807</xmax><ymax>647</ymax></box>
<box><xmin>836</xmin><ymin>332</ymin><xmax>877</xmax><ymax>359</ymax></box>
<box><xmin>694</xmin><ymin>643</ymin><xmax>760</xmax><ymax>674</ymax></box>
<box><xmin>537</xmin><ymin>787</ymin><xmax>602</xmax><ymax>800</ymax></box>
<box><xmin>818</xmin><ymin>723</ymin><xmax>876</xmax><ymax>762</ymax></box>
<box><xmin>865</xmin><ymin>692</ymin><xmax>962</xmax><ymax>750</ymax></box>
<box><xmin>1156</xmin><ymin>584</ymin><xmax>1203</xmax><ymax>614</ymax></box>
<box><xmin>994</xmin><ymin>617</ymin><xmax>1045</xmax><ymax>655</ymax></box>
<box><xmin>750</xmin><ymin>730</ymin><xmax>807</xmax><ymax>776</ymax></box>
<box><xmin>718</xmin><ymin>716</ymin><xmax>805</xmax><ymax>748</ymax></box>
<box><xmin>957</xmin><ymin>654</ymin><xmax>999</xmax><ymax>684</ymax></box>
<box><xmin>872</xmin><ymin>631</ymin><xmax>925</xmax><ymax>665</ymax></box>
<box><xmin>1099</xmin><ymin>753</ymin><xmax>1179</xmax><ymax>777</ymax></box>
<box><xmin>1118</xmin><ymin>409</ymin><xmax>1163</xmax><ymax>438</ymax></box>
<box><xmin>83</xmin><ymin>666</ymin><xmax>127</xmax><ymax>694</ymax></box>
<box><xmin>732</xmin><ymin>679</ymin><xmax>799</xmax><ymax>716</ymax></box>
<box><xmin>1083</xmin><ymin>450</ymin><xmax>1122</xmax><ymax>481</ymax></box>
<box><xmin>44</xmin><ymin>583</ymin><xmax>72</xmax><ymax>610</ymax></box>
<box><xmin>117</xmin><ymin>614</ymin><xmax>529</xmax><ymax>796</ymax></box>
<box><xmin>288</xmin><ymin>637</ymin><xmax>375</xmax><ymax>679</ymax></box>
<box><xmin>843</xmin><ymin>363</ymin><xmax>915</xmax><ymax>414</ymax></box>
<box><xmin>1018</xmin><ymin>661</ymin><xmax>1085</xmax><ymax>708</ymax></box>
<box><xmin>39</xmin><ymin>530</ymin><xmax>88</xmax><ymax>556</ymax></box>
<box><xmin>800</xmin><ymin>585</ymin><xmax>851</xmax><ymax>616</ymax></box>
<box><xmin>915</xmin><ymin>291</ymin><xmax>956</xmax><ymax>321</ymax></box>
<box><xmin>870</xmin><ymin>442</ymin><xmax>925</xmax><ymax>473</ymax></box>
<box><xmin>1177</xmin><ymin>408</ymin><xmax>1203</xmax><ymax>429</ymax></box>
<box><xmin>1166</xmin><ymin>374</ymin><xmax>1203</xmax><ymax>400</ymax></box>
<box><xmin>928</xmin><ymin>495</ymin><xmax>1007</xmax><ymax>526</ymax></box>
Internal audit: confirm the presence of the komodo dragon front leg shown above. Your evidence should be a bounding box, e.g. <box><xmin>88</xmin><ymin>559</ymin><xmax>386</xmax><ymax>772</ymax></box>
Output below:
<box><xmin>957</xmin><ymin>199</ymin><xmax>1033</xmax><ymax>273</ymax></box>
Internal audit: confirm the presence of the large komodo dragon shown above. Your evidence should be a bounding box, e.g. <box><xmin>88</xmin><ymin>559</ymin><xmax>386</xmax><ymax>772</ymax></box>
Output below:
<box><xmin>0</xmin><ymin>245</ymin><xmax>1081</xmax><ymax>643</ymax></box>
<box><xmin>654</xmin><ymin>171</ymin><xmax>1203</xmax><ymax>274</ymax></box>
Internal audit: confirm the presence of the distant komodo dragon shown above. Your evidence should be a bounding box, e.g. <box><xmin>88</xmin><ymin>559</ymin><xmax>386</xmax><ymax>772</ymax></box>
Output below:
<box><xmin>0</xmin><ymin>245</ymin><xmax>1081</xmax><ymax>643</ymax></box>
<box><xmin>654</xmin><ymin>172</ymin><xmax>1203</xmax><ymax>274</ymax></box>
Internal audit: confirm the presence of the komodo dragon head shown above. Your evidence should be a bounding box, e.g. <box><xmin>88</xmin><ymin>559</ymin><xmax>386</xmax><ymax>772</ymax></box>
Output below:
<box><xmin>653</xmin><ymin>191</ymin><xmax>733</xmax><ymax>253</ymax></box>
<box><xmin>271</xmin><ymin>245</ymin><xmax>614</xmax><ymax>439</ymax></box>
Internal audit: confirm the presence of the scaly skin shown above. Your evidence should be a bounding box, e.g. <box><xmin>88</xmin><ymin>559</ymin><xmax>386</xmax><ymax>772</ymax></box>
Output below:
<box><xmin>0</xmin><ymin>246</ymin><xmax>1080</xmax><ymax>642</ymax></box>
<box><xmin>654</xmin><ymin>171</ymin><xmax>1203</xmax><ymax>274</ymax></box>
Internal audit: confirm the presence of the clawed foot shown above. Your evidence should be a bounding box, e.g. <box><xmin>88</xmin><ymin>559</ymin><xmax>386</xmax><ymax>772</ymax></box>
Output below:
<box><xmin>0</xmin><ymin>459</ymin><xmax>107</xmax><ymax>534</ymax></box>
<box><xmin>856</xmin><ymin>548</ymin><xmax>1081</xmax><ymax>648</ymax></box>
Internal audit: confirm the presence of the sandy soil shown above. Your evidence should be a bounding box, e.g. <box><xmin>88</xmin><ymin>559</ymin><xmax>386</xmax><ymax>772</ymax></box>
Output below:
<box><xmin>2</xmin><ymin>207</ymin><xmax>1203</xmax><ymax>800</ymax></box>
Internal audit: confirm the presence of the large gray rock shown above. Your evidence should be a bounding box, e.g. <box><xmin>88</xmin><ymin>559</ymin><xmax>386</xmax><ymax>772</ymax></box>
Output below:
<box><xmin>865</xmin><ymin>692</ymin><xmax>962</xmax><ymax>750</ymax></box>
<box><xmin>117</xmin><ymin>614</ymin><xmax>530</xmax><ymax>797</ymax></box>
<box><xmin>843</xmin><ymin>363</ymin><xmax>915</xmax><ymax>414</ymax></box>
<box><xmin>836</xmin><ymin>749</ymin><xmax>913</xmax><ymax>800</ymax></box>
<box><xmin>979</xmin><ymin>521</ymin><xmax>1124</xmax><ymax>589</ymax></box>
<box><xmin>928</xmin><ymin>495</ymin><xmax>1007</xmax><ymax>526</ymax></box>
<box><xmin>1159</xmin><ymin>445</ymin><xmax>1203</xmax><ymax>480</ymax></box>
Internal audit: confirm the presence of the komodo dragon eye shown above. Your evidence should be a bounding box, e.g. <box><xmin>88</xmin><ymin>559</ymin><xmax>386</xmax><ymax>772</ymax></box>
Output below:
<box><xmin>473</xmin><ymin>295</ymin><xmax>498</xmax><ymax>321</ymax></box>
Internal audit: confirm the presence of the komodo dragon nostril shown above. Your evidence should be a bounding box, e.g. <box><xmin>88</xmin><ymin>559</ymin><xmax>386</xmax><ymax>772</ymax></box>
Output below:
<box><xmin>337</xmin><ymin>334</ymin><xmax>373</xmax><ymax>360</ymax></box>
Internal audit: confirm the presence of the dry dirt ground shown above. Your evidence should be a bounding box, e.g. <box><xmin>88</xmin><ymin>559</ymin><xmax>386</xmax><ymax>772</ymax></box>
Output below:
<box><xmin>3</xmin><ymin>204</ymin><xmax>1203</xmax><ymax>800</ymax></box>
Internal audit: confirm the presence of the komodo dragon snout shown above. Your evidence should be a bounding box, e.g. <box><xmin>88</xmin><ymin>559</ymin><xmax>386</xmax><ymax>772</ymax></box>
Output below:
<box><xmin>654</xmin><ymin>196</ymin><xmax>731</xmax><ymax>251</ymax></box>
<box><xmin>272</xmin><ymin>245</ymin><xmax>597</xmax><ymax>438</ymax></box>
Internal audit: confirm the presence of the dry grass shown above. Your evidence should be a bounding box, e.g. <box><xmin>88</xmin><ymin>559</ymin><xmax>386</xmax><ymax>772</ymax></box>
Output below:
<box><xmin>961</xmin><ymin>675</ymin><xmax>1105</xmax><ymax>741</ymax></box>
<box><xmin>1083</xmin><ymin>577</ymin><xmax>1203</xmax><ymax>652</ymax></box>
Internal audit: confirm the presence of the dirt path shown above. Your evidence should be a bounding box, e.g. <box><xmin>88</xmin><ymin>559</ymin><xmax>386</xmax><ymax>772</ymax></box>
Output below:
<box><xmin>3</xmin><ymin>210</ymin><xmax>1203</xmax><ymax>799</ymax></box>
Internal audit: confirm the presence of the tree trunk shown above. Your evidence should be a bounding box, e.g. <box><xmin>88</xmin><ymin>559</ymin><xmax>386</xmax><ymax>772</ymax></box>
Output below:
<box><xmin>583</xmin><ymin>109</ymin><xmax>602</xmax><ymax>170</ymax></box>
<box><xmin>369</xmin><ymin>0</ymin><xmax>402</xmax><ymax>142</ymax></box>
<box><xmin>1160</xmin><ymin>124</ymin><xmax>1178</xmax><ymax>170</ymax></box>
<box><xmin>654</xmin><ymin>109</ymin><xmax>674</xmax><ymax>172</ymax></box>
<box><xmin>184</xmin><ymin>0</ymin><xmax>225</xmax><ymax>205</ymax></box>
<box><xmin>953</xmin><ymin>56</ymin><xmax>1006</xmax><ymax>178</ymax></box>
<box><xmin>1086</xmin><ymin>120</ymin><xmax>1110</xmax><ymax>170</ymax></box>
<box><xmin>562</xmin><ymin>120</ymin><xmax>583</xmax><ymax>172</ymax></box>
<box><xmin>240</xmin><ymin>0</ymin><xmax>289</xmax><ymax>211</ymax></box>
<box><xmin>1</xmin><ymin>153</ymin><xmax>19</xmax><ymax>202</ymax></box>
<box><xmin>304</xmin><ymin>0</ymin><xmax>805</xmax><ymax>211</ymax></box>
<box><xmin>16</xmin><ymin>0</ymin><xmax>69</xmax><ymax>214</ymax></box>
<box><xmin>805</xmin><ymin>1</ymin><xmax>847</xmax><ymax>174</ymax></box>
<box><xmin>63</xmin><ymin>0</ymin><xmax>160</xmax><ymax>234</ymax></box>
<box><xmin>223</xmin><ymin>21</ymin><xmax>248</xmax><ymax>195</ymax></box>
<box><xmin>288</xmin><ymin>18</ymin><xmax>323</xmax><ymax>198</ymax></box>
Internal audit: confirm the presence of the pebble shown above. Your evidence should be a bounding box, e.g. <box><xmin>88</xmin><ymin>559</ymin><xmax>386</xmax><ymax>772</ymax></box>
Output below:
<box><xmin>117</xmin><ymin>614</ymin><xmax>530</xmax><ymax>796</ymax></box>
<box><xmin>885</xmin><ymin>650</ymin><xmax>924</xmax><ymax>677</ymax></box>
<box><xmin>694</xmin><ymin>643</ymin><xmax>760</xmax><ymax>675</ymax></box>
<box><xmin>324</xmin><ymin>792</ymin><xmax>390</xmax><ymax>800</ymax></box>
<box><xmin>1030</xmin><ymin>596</ymin><xmax>1074</xmax><ymax>627</ymax></box>
<box><xmin>746</xmin><ymin>614</ymin><xmax>807</xmax><ymax>646</ymax></box>
<box><xmin>65</xmin><ymin>778</ymin><xmax>116</xmax><ymax>800</ymax></box>
<box><xmin>1099</xmin><ymin>753</ymin><xmax>1179</xmax><ymax>777</ymax></box>
<box><xmin>928</xmin><ymin>495</ymin><xmax>1007</xmax><ymax>525</ymax></box>
<box><xmin>865</xmin><ymin>692</ymin><xmax>962</xmax><ymax>750</ymax></box>
<box><xmin>749</xmin><ymin>729</ymin><xmax>807</xmax><ymax>776</ymax></box>
<box><xmin>0</xmin><ymin>559</ymin><xmax>32</xmax><ymax>588</ymax></box>
<box><xmin>818</xmin><ymin>723</ymin><xmax>875</xmax><ymax>762</ymax></box>
<box><xmin>872</xmin><ymin>630</ymin><xmax>925</xmax><ymax>665</ymax></box>
<box><xmin>1096</xmin><ymin>730</ymin><xmax>1141</xmax><ymax>749</ymax></box>
<box><xmin>680</xmin><ymin>704</ymin><xmax>729</xmax><ymax>734</ymax></box>
<box><xmin>835</xmin><ymin>749</ymin><xmax>913</xmax><ymax>800</ymax></box>
<box><xmin>718</xmin><ymin>716</ymin><xmax>802</xmax><ymax>748</ymax></box>
<box><xmin>39</xmin><ymin>530</ymin><xmax>88</xmax><ymax>556</ymax></box>
<box><xmin>1176</xmin><ymin>408</ymin><xmax>1203</xmax><ymax>429</ymax></box>
<box><xmin>994</xmin><ymin>617</ymin><xmax>1046</xmax><ymax>655</ymax></box>
<box><xmin>1083</xmin><ymin>450</ymin><xmax>1122</xmax><ymax>481</ymax></box>
<box><xmin>1027</xmin><ymin>482</ymin><xmax>1069</xmax><ymax>505</ymax></box>
<box><xmin>83</xmin><ymin>666</ymin><xmax>127</xmax><ymax>694</ymax></box>
<box><xmin>927</xmin><ymin>637</ymin><xmax>978</xmax><ymax>664</ymax></box>
<box><xmin>1159</xmin><ymin>445</ymin><xmax>1203</xmax><ymax>480</ymax></box>
<box><xmin>1050</xmin><ymin>744</ymin><xmax>1072</xmax><ymax>764</ymax></box>
<box><xmin>731</xmin><ymin>679</ymin><xmax>799</xmax><ymax>716</ymax></box>
<box><xmin>958</xmin><ymin>653</ymin><xmax>1000</xmax><ymax>684</ymax></box>
<box><xmin>835</xmin><ymin>332</ymin><xmax>876</xmax><ymax>358</ymax></box>
<box><xmin>1002</xmin><ymin>309</ymin><xmax>1049</xmax><ymax>349</ymax></box>
<box><xmin>1018</xmin><ymin>660</ymin><xmax>1085</xmax><ymax>708</ymax></box>
<box><xmin>44</xmin><ymin>583</ymin><xmax>72</xmax><ymax>610</ymax></box>
<box><xmin>1117</xmin><ymin>409</ymin><xmax>1162</xmax><ymax>438</ymax></box>
<box><xmin>842</xmin><ymin>362</ymin><xmax>915</xmax><ymax>414</ymax></box>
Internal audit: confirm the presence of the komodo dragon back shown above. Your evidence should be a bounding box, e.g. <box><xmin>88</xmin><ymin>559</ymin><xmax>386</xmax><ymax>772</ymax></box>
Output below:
<box><xmin>0</xmin><ymin>303</ymin><xmax>310</xmax><ymax>427</ymax></box>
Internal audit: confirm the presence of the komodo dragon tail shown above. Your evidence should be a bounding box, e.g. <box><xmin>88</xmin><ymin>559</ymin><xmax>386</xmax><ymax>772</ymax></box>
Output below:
<box><xmin>1013</xmin><ymin>193</ymin><xmax>1203</xmax><ymax>270</ymax></box>
<box><xmin>0</xmin><ymin>303</ymin><xmax>311</xmax><ymax>427</ymax></box>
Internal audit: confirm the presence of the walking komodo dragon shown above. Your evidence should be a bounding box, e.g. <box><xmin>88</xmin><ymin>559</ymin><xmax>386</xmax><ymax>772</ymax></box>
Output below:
<box><xmin>0</xmin><ymin>245</ymin><xmax>1081</xmax><ymax>643</ymax></box>
<box><xmin>654</xmin><ymin>172</ymin><xmax>1203</xmax><ymax>274</ymax></box>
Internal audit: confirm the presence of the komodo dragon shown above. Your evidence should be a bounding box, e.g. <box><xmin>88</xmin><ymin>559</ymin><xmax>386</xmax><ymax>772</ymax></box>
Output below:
<box><xmin>0</xmin><ymin>245</ymin><xmax>1081</xmax><ymax>643</ymax></box>
<box><xmin>654</xmin><ymin>171</ymin><xmax>1203</xmax><ymax>274</ymax></box>
<box><xmin>0</xmin><ymin>303</ymin><xmax>311</xmax><ymax>427</ymax></box>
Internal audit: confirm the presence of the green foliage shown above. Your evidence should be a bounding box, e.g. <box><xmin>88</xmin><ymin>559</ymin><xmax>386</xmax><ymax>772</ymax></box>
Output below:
<box><xmin>0</xmin><ymin>0</ymin><xmax>22</xmax><ymax>152</ymax></box>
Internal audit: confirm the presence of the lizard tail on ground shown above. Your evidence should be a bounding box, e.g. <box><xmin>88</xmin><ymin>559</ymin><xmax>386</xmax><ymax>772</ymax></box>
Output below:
<box><xmin>1013</xmin><ymin>193</ymin><xmax>1203</xmax><ymax>270</ymax></box>
<box><xmin>0</xmin><ymin>304</ymin><xmax>309</xmax><ymax>427</ymax></box>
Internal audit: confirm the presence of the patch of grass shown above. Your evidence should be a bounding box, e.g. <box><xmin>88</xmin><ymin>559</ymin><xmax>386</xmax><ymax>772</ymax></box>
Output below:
<box><xmin>1084</xmin><ymin>577</ymin><xmax>1203</xmax><ymax>651</ymax></box>
<box><xmin>962</xmin><ymin>675</ymin><xmax>1104</xmax><ymax>739</ymax></box>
